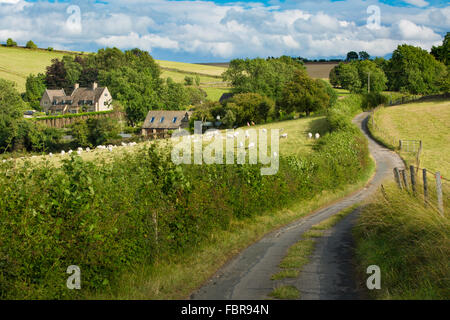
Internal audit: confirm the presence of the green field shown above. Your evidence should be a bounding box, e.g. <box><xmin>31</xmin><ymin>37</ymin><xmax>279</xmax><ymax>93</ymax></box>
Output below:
<box><xmin>0</xmin><ymin>46</ymin><xmax>69</xmax><ymax>92</ymax></box>
<box><xmin>371</xmin><ymin>98</ymin><xmax>450</xmax><ymax>177</ymax></box>
<box><xmin>156</xmin><ymin>59</ymin><xmax>227</xmax><ymax>77</ymax></box>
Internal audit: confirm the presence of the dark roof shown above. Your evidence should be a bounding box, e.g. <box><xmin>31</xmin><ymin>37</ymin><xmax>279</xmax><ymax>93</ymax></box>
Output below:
<box><xmin>142</xmin><ymin>110</ymin><xmax>192</xmax><ymax>129</ymax></box>
<box><xmin>219</xmin><ymin>92</ymin><xmax>234</xmax><ymax>103</ymax></box>
<box><xmin>50</xmin><ymin>86</ymin><xmax>107</xmax><ymax>106</ymax></box>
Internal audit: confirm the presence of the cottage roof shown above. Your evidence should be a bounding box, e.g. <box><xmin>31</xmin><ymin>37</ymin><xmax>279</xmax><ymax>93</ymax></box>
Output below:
<box><xmin>142</xmin><ymin>110</ymin><xmax>192</xmax><ymax>129</ymax></box>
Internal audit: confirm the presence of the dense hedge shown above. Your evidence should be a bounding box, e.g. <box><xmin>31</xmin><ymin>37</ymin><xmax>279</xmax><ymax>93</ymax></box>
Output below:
<box><xmin>0</xmin><ymin>95</ymin><xmax>369</xmax><ymax>299</ymax></box>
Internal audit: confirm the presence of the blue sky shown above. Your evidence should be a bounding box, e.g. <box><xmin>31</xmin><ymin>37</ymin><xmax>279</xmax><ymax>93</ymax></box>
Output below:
<box><xmin>0</xmin><ymin>0</ymin><xmax>448</xmax><ymax>62</ymax></box>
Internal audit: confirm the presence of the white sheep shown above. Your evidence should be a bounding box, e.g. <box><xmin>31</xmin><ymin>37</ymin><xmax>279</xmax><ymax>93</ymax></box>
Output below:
<box><xmin>262</xmin><ymin>128</ymin><xmax>267</xmax><ymax>133</ymax></box>
<box><xmin>107</xmin><ymin>146</ymin><xmax>113</xmax><ymax>152</ymax></box>
<box><xmin>315</xmin><ymin>133</ymin><xmax>320</xmax><ymax>139</ymax></box>
<box><xmin>49</xmin><ymin>153</ymin><xmax>53</xmax><ymax>157</ymax></box>
<box><xmin>61</xmin><ymin>150</ymin><xmax>65</xmax><ymax>155</ymax></box>
<box><xmin>308</xmin><ymin>132</ymin><xmax>313</xmax><ymax>139</ymax></box>
<box><xmin>77</xmin><ymin>147</ymin><xmax>83</xmax><ymax>152</ymax></box>
<box><xmin>86</xmin><ymin>147</ymin><xmax>91</xmax><ymax>152</ymax></box>
<box><xmin>77</xmin><ymin>150</ymin><xmax>82</xmax><ymax>155</ymax></box>
<box><xmin>281</xmin><ymin>133</ymin><xmax>288</xmax><ymax>139</ymax></box>
<box><xmin>68</xmin><ymin>150</ymin><xmax>73</xmax><ymax>154</ymax></box>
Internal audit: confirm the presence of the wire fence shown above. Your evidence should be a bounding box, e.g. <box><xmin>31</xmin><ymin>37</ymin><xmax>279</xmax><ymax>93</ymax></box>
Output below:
<box><xmin>393</xmin><ymin>165</ymin><xmax>448</xmax><ymax>216</ymax></box>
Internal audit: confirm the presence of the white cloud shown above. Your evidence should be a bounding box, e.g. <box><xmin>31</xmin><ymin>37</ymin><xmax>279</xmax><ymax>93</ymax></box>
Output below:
<box><xmin>0</xmin><ymin>0</ymin><xmax>447</xmax><ymax>59</ymax></box>
<box><xmin>403</xmin><ymin>0</ymin><xmax>429</xmax><ymax>8</ymax></box>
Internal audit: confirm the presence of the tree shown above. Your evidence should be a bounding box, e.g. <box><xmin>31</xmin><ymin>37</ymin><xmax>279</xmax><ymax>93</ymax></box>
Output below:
<box><xmin>356</xmin><ymin>60</ymin><xmax>387</xmax><ymax>93</ymax></box>
<box><xmin>25</xmin><ymin>40</ymin><xmax>37</xmax><ymax>49</ymax></box>
<box><xmin>335</xmin><ymin>62</ymin><xmax>361</xmax><ymax>92</ymax></box>
<box><xmin>346</xmin><ymin>51</ymin><xmax>359</xmax><ymax>61</ymax></box>
<box><xmin>0</xmin><ymin>79</ymin><xmax>25</xmax><ymax>152</ymax></box>
<box><xmin>184</xmin><ymin>76</ymin><xmax>194</xmax><ymax>86</ymax></box>
<box><xmin>195</xmin><ymin>75</ymin><xmax>201</xmax><ymax>86</ymax></box>
<box><xmin>6</xmin><ymin>38</ymin><xmax>17</xmax><ymax>47</ymax></box>
<box><xmin>329</xmin><ymin>66</ymin><xmax>340</xmax><ymax>87</ymax></box>
<box><xmin>279</xmin><ymin>69</ymin><xmax>330</xmax><ymax>116</ymax></box>
<box><xmin>387</xmin><ymin>44</ymin><xmax>447</xmax><ymax>94</ymax></box>
<box><xmin>359</xmin><ymin>51</ymin><xmax>370</xmax><ymax>60</ymax></box>
<box><xmin>226</xmin><ymin>93</ymin><xmax>275</xmax><ymax>124</ymax></box>
<box><xmin>45</xmin><ymin>58</ymin><xmax>68</xmax><ymax>89</ymax></box>
<box><xmin>431</xmin><ymin>32</ymin><xmax>449</xmax><ymax>66</ymax></box>
<box><xmin>223</xmin><ymin>56</ymin><xmax>305</xmax><ymax>101</ymax></box>
<box><xmin>25</xmin><ymin>73</ymin><xmax>46</xmax><ymax>110</ymax></box>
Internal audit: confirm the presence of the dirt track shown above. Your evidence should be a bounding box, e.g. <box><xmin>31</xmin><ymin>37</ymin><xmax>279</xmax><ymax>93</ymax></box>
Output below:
<box><xmin>190</xmin><ymin>112</ymin><xmax>404</xmax><ymax>300</ymax></box>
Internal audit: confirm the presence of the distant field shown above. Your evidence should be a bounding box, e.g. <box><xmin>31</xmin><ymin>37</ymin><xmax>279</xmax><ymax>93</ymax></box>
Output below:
<box><xmin>196</xmin><ymin>62</ymin><xmax>338</xmax><ymax>79</ymax></box>
<box><xmin>0</xmin><ymin>46</ymin><xmax>69</xmax><ymax>92</ymax></box>
<box><xmin>371</xmin><ymin>98</ymin><xmax>450</xmax><ymax>177</ymax></box>
<box><xmin>156</xmin><ymin>59</ymin><xmax>227</xmax><ymax>77</ymax></box>
<box><xmin>304</xmin><ymin>62</ymin><xmax>338</xmax><ymax>79</ymax></box>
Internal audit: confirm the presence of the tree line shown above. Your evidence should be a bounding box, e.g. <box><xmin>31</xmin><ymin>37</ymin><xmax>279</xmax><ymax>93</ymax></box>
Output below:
<box><xmin>329</xmin><ymin>35</ymin><xmax>449</xmax><ymax>95</ymax></box>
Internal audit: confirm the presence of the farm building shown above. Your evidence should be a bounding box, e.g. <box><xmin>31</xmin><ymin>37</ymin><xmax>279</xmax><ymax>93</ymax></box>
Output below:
<box><xmin>141</xmin><ymin>110</ymin><xmax>193</xmax><ymax>137</ymax></box>
<box><xmin>40</xmin><ymin>82</ymin><xmax>112</xmax><ymax>114</ymax></box>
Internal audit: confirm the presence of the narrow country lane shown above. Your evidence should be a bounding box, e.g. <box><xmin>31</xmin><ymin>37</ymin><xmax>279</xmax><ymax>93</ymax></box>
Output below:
<box><xmin>191</xmin><ymin>112</ymin><xmax>404</xmax><ymax>300</ymax></box>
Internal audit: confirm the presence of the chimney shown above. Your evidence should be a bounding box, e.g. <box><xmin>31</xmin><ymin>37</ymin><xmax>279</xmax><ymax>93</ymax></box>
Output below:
<box><xmin>74</xmin><ymin>83</ymin><xmax>79</xmax><ymax>90</ymax></box>
<box><xmin>92</xmin><ymin>82</ymin><xmax>98</xmax><ymax>90</ymax></box>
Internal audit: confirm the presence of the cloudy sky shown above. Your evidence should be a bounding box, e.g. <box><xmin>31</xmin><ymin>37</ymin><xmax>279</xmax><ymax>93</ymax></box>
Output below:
<box><xmin>0</xmin><ymin>0</ymin><xmax>448</xmax><ymax>62</ymax></box>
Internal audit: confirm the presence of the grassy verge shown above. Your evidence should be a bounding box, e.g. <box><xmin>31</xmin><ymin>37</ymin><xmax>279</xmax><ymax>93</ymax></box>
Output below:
<box><xmin>269</xmin><ymin>286</ymin><xmax>300</xmax><ymax>299</ymax></box>
<box><xmin>354</xmin><ymin>183</ymin><xmax>449</xmax><ymax>299</ymax></box>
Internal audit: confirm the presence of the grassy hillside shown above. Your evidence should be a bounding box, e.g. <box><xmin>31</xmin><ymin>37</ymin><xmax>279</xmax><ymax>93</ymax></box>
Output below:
<box><xmin>355</xmin><ymin>182</ymin><xmax>449</xmax><ymax>299</ymax></box>
<box><xmin>370</xmin><ymin>98</ymin><xmax>450</xmax><ymax>177</ymax></box>
<box><xmin>0</xmin><ymin>46</ymin><xmax>69</xmax><ymax>92</ymax></box>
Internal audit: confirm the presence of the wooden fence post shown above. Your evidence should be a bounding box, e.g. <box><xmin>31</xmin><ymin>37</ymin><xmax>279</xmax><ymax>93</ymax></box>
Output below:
<box><xmin>423</xmin><ymin>168</ymin><xmax>428</xmax><ymax>207</ymax></box>
<box><xmin>410</xmin><ymin>165</ymin><xmax>417</xmax><ymax>195</ymax></box>
<box><xmin>401</xmin><ymin>169</ymin><xmax>409</xmax><ymax>190</ymax></box>
<box><xmin>399</xmin><ymin>140</ymin><xmax>402</xmax><ymax>150</ymax></box>
<box><xmin>394</xmin><ymin>168</ymin><xmax>402</xmax><ymax>190</ymax></box>
<box><xmin>435</xmin><ymin>172</ymin><xmax>444</xmax><ymax>216</ymax></box>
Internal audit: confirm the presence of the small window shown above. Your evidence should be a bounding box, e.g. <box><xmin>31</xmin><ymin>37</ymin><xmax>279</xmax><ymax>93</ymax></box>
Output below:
<box><xmin>150</xmin><ymin>117</ymin><xmax>155</xmax><ymax>123</ymax></box>
<box><xmin>160</xmin><ymin>117</ymin><xmax>165</xmax><ymax>123</ymax></box>
<box><xmin>172</xmin><ymin>117</ymin><xmax>177</xmax><ymax>123</ymax></box>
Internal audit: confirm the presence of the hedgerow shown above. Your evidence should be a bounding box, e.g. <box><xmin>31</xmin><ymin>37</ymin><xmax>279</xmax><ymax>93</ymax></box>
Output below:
<box><xmin>0</xmin><ymin>94</ymin><xmax>369</xmax><ymax>299</ymax></box>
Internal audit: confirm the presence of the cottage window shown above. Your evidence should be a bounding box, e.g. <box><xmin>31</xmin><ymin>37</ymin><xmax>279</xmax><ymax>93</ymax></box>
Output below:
<box><xmin>150</xmin><ymin>117</ymin><xmax>155</xmax><ymax>123</ymax></box>
<box><xmin>172</xmin><ymin>117</ymin><xmax>177</xmax><ymax>123</ymax></box>
<box><xmin>160</xmin><ymin>117</ymin><xmax>165</xmax><ymax>123</ymax></box>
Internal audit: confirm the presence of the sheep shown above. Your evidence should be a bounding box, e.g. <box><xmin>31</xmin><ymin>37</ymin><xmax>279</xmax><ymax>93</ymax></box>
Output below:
<box><xmin>262</xmin><ymin>128</ymin><xmax>267</xmax><ymax>133</ymax></box>
<box><xmin>86</xmin><ymin>147</ymin><xmax>91</xmax><ymax>152</ymax></box>
<box><xmin>77</xmin><ymin>147</ymin><xmax>83</xmax><ymax>152</ymax></box>
<box><xmin>61</xmin><ymin>150</ymin><xmax>65</xmax><ymax>155</ymax></box>
<box><xmin>280</xmin><ymin>133</ymin><xmax>288</xmax><ymax>139</ymax></box>
<box><xmin>308</xmin><ymin>132</ymin><xmax>313</xmax><ymax>139</ymax></box>
<box><xmin>315</xmin><ymin>133</ymin><xmax>320</xmax><ymax>139</ymax></box>
<box><xmin>77</xmin><ymin>150</ymin><xmax>82</xmax><ymax>155</ymax></box>
<box><xmin>49</xmin><ymin>153</ymin><xmax>53</xmax><ymax>157</ymax></box>
<box><xmin>107</xmin><ymin>145</ymin><xmax>113</xmax><ymax>152</ymax></box>
<box><xmin>68</xmin><ymin>150</ymin><xmax>73</xmax><ymax>154</ymax></box>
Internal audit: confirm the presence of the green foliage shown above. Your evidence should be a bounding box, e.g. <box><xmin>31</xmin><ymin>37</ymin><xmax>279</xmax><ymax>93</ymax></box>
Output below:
<box><xmin>70</xmin><ymin>117</ymin><xmax>120</xmax><ymax>147</ymax></box>
<box><xmin>226</xmin><ymin>92</ymin><xmax>275</xmax><ymax>124</ymax></box>
<box><xmin>6</xmin><ymin>38</ymin><xmax>17</xmax><ymax>47</ymax></box>
<box><xmin>47</xmin><ymin>47</ymin><xmax>54</xmax><ymax>51</ymax></box>
<box><xmin>358</xmin><ymin>51</ymin><xmax>370</xmax><ymax>60</ymax></box>
<box><xmin>25</xmin><ymin>73</ymin><xmax>46</xmax><ymax>110</ymax></box>
<box><xmin>330</xmin><ymin>61</ymin><xmax>386</xmax><ymax>94</ymax></box>
<box><xmin>184</xmin><ymin>76</ymin><xmax>194</xmax><ymax>86</ymax></box>
<box><xmin>346</xmin><ymin>51</ymin><xmax>359</xmax><ymax>61</ymax></box>
<box><xmin>279</xmin><ymin>70</ymin><xmax>331</xmax><ymax>116</ymax></box>
<box><xmin>0</xmin><ymin>79</ymin><xmax>25</xmax><ymax>152</ymax></box>
<box><xmin>223</xmin><ymin>56</ymin><xmax>305</xmax><ymax>101</ymax></box>
<box><xmin>387</xmin><ymin>44</ymin><xmax>447</xmax><ymax>94</ymax></box>
<box><xmin>431</xmin><ymin>32</ymin><xmax>449</xmax><ymax>66</ymax></box>
<box><xmin>25</xmin><ymin>40</ymin><xmax>37</xmax><ymax>49</ymax></box>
